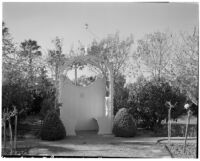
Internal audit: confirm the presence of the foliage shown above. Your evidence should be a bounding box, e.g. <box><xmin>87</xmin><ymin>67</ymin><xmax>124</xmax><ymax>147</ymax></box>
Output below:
<box><xmin>128</xmin><ymin>77</ymin><xmax>187</xmax><ymax>130</ymax></box>
<box><xmin>169</xmin><ymin>29</ymin><xmax>198</xmax><ymax>105</ymax></box>
<box><xmin>2</xmin><ymin>23</ymin><xmax>32</xmax><ymax>114</ymax></box>
<box><xmin>19</xmin><ymin>39</ymin><xmax>42</xmax><ymax>85</ymax></box>
<box><xmin>113</xmin><ymin>108</ymin><xmax>137</xmax><ymax>137</ymax></box>
<box><xmin>47</xmin><ymin>37</ymin><xmax>66</xmax><ymax>110</ymax></box>
<box><xmin>2</xmin><ymin>79</ymin><xmax>32</xmax><ymax>113</ymax></box>
<box><xmin>88</xmin><ymin>33</ymin><xmax>134</xmax><ymax>115</ymax></box>
<box><xmin>39</xmin><ymin>97</ymin><xmax>55</xmax><ymax>120</ymax></box>
<box><xmin>2</xmin><ymin>23</ymin><xmax>52</xmax><ymax>116</ymax></box>
<box><xmin>76</xmin><ymin>75</ymin><xmax>97</xmax><ymax>86</ymax></box>
<box><xmin>113</xmin><ymin>74</ymin><xmax>129</xmax><ymax>115</ymax></box>
<box><xmin>40</xmin><ymin>110</ymin><xmax>66</xmax><ymax>140</ymax></box>
<box><xmin>30</xmin><ymin>66</ymin><xmax>56</xmax><ymax>115</ymax></box>
<box><xmin>88</xmin><ymin>32</ymin><xmax>134</xmax><ymax>78</ymax></box>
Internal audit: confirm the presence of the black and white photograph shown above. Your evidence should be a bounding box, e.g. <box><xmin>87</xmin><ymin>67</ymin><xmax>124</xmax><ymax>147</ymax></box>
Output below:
<box><xmin>2</xmin><ymin>1</ymin><xmax>199</xmax><ymax>158</ymax></box>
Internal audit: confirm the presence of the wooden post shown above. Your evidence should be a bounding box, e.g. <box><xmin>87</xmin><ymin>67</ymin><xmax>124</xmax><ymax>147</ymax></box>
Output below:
<box><xmin>14</xmin><ymin>108</ymin><xmax>18</xmax><ymax>154</ymax></box>
<box><xmin>184</xmin><ymin>110</ymin><xmax>191</xmax><ymax>153</ymax></box>
<box><xmin>3</xmin><ymin>116</ymin><xmax>6</xmax><ymax>153</ymax></box>
<box><xmin>168</xmin><ymin>107</ymin><xmax>171</xmax><ymax>144</ymax></box>
<box><xmin>166</xmin><ymin>101</ymin><xmax>177</xmax><ymax>145</ymax></box>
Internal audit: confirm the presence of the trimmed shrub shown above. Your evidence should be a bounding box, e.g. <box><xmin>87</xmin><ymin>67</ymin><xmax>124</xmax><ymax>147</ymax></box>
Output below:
<box><xmin>113</xmin><ymin>108</ymin><xmax>137</xmax><ymax>137</ymax></box>
<box><xmin>40</xmin><ymin>110</ymin><xmax>66</xmax><ymax>140</ymax></box>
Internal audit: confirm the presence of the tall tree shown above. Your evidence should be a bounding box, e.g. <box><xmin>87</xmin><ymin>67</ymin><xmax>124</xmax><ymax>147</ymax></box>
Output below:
<box><xmin>2</xmin><ymin>23</ymin><xmax>33</xmax><ymax>112</ymax></box>
<box><xmin>20</xmin><ymin>39</ymin><xmax>42</xmax><ymax>85</ymax></box>
<box><xmin>88</xmin><ymin>32</ymin><xmax>134</xmax><ymax>80</ymax></box>
<box><xmin>2</xmin><ymin>22</ymin><xmax>15</xmax><ymax>60</ymax></box>
<box><xmin>47</xmin><ymin>37</ymin><xmax>66</xmax><ymax>110</ymax></box>
<box><xmin>136</xmin><ymin>32</ymin><xmax>173</xmax><ymax>80</ymax></box>
<box><xmin>88</xmin><ymin>32</ymin><xmax>134</xmax><ymax>114</ymax></box>
<box><xmin>2</xmin><ymin>22</ymin><xmax>17</xmax><ymax>80</ymax></box>
<box><xmin>168</xmin><ymin>28</ymin><xmax>198</xmax><ymax>105</ymax></box>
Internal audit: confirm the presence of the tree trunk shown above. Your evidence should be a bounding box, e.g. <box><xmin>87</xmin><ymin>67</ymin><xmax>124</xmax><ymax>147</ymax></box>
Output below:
<box><xmin>184</xmin><ymin>110</ymin><xmax>191</xmax><ymax>153</ymax></box>
<box><xmin>8</xmin><ymin>119</ymin><xmax>13</xmax><ymax>154</ymax></box>
<box><xmin>14</xmin><ymin>114</ymin><xmax>17</xmax><ymax>153</ymax></box>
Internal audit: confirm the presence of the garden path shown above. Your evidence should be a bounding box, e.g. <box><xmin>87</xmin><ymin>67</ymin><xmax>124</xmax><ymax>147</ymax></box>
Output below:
<box><xmin>17</xmin><ymin>135</ymin><xmax>171</xmax><ymax>158</ymax></box>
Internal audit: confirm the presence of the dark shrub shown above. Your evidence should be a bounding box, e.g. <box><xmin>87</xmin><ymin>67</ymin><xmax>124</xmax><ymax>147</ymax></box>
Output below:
<box><xmin>40</xmin><ymin>110</ymin><xmax>66</xmax><ymax>140</ymax></box>
<box><xmin>113</xmin><ymin>108</ymin><xmax>137</xmax><ymax>137</ymax></box>
<box><xmin>128</xmin><ymin>77</ymin><xmax>187</xmax><ymax>130</ymax></box>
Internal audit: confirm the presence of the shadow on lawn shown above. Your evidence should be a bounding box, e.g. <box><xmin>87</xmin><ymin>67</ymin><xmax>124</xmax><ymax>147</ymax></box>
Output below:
<box><xmin>28</xmin><ymin>144</ymin><xmax>75</xmax><ymax>155</ymax></box>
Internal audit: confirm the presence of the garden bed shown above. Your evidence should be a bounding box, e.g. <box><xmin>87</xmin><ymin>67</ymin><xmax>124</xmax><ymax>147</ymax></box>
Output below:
<box><xmin>166</xmin><ymin>143</ymin><xmax>197</xmax><ymax>158</ymax></box>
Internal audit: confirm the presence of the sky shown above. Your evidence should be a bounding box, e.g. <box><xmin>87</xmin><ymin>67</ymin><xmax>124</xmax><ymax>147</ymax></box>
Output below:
<box><xmin>3</xmin><ymin>2</ymin><xmax>199</xmax><ymax>83</ymax></box>
<box><xmin>3</xmin><ymin>2</ymin><xmax>199</xmax><ymax>54</ymax></box>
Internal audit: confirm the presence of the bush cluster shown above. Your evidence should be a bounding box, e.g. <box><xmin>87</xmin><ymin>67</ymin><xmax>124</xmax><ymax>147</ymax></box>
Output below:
<box><xmin>40</xmin><ymin>110</ymin><xmax>66</xmax><ymax>141</ymax></box>
<box><xmin>127</xmin><ymin>77</ymin><xmax>187</xmax><ymax>130</ymax></box>
<box><xmin>112</xmin><ymin>108</ymin><xmax>137</xmax><ymax>137</ymax></box>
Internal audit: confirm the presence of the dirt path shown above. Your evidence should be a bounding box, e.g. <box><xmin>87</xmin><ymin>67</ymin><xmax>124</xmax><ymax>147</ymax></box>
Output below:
<box><xmin>15</xmin><ymin>135</ymin><xmax>171</xmax><ymax>158</ymax></box>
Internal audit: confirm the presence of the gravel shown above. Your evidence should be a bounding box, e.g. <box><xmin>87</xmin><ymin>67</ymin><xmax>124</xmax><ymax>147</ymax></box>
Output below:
<box><xmin>166</xmin><ymin>143</ymin><xmax>197</xmax><ymax>158</ymax></box>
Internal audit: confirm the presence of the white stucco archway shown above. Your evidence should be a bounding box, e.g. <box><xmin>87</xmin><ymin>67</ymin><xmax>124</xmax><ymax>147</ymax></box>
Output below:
<box><xmin>59</xmin><ymin>55</ymin><xmax>114</xmax><ymax>135</ymax></box>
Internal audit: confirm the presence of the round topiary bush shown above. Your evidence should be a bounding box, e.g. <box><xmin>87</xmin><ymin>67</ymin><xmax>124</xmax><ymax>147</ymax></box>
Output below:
<box><xmin>112</xmin><ymin>108</ymin><xmax>137</xmax><ymax>137</ymax></box>
<box><xmin>40</xmin><ymin>110</ymin><xmax>66</xmax><ymax>141</ymax></box>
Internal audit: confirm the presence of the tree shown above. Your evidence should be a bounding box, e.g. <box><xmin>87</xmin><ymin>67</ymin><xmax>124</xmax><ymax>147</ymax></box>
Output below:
<box><xmin>2</xmin><ymin>22</ymin><xmax>19</xmax><ymax>81</ymax></box>
<box><xmin>2</xmin><ymin>22</ymin><xmax>16</xmax><ymax>63</ymax></box>
<box><xmin>168</xmin><ymin>28</ymin><xmax>198</xmax><ymax>105</ymax></box>
<box><xmin>88</xmin><ymin>32</ymin><xmax>134</xmax><ymax>114</ymax></box>
<box><xmin>88</xmin><ymin>32</ymin><xmax>134</xmax><ymax>80</ymax></box>
<box><xmin>2</xmin><ymin>23</ymin><xmax>31</xmax><ymax>113</ymax></box>
<box><xmin>47</xmin><ymin>37</ymin><xmax>66</xmax><ymax>110</ymax></box>
<box><xmin>19</xmin><ymin>39</ymin><xmax>42</xmax><ymax>85</ymax></box>
<box><xmin>136</xmin><ymin>32</ymin><xmax>173</xmax><ymax>80</ymax></box>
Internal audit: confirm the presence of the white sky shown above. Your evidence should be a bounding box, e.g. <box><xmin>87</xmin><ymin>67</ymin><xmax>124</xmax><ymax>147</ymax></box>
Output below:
<box><xmin>2</xmin><ymin>2</ymin><xmax>199</xmax><ymax>83</ymax></box>
<box><xmin>3</xmin><ymin>2</ymin><xmax>198</xmax><ymax>52</ymax></box>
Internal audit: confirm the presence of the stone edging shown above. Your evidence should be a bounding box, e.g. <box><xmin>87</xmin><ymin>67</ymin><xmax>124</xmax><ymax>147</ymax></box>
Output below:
<box><xmin>156</xmin><ymin>137</ymin><xmax>197</xmax><ymax>143</ymax></box>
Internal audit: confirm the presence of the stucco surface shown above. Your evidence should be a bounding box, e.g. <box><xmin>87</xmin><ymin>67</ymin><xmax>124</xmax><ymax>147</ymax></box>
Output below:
<box><xmin>60</xmin><ymin>77</ymin><xmax>112</xmax><ymax>135</ymax></box>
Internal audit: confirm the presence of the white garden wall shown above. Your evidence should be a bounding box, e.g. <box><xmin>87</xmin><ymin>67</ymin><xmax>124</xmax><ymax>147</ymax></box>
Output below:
<box><xmin>60</xmin><ymin>77</ymin><xmax>112</xmax><ymax>135</ymax></box>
